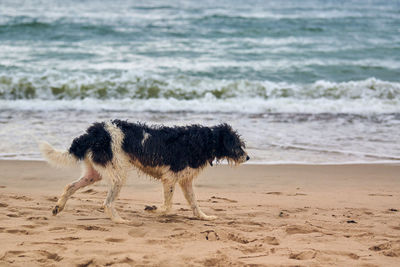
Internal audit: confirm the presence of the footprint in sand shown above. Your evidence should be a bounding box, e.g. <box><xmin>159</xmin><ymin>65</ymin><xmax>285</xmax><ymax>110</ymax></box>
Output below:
<box><xmin>105</xmin><ymin>238</ymin><xmax>125</xmax><ymax>242</ymax></box>
<box><xmin>383</xmin><ymin>249</ymin><xmax>400</xmax><ymax>257</ymax></box>
<box><xmin>263</xmin><ymin>236</ymin><xmax>280</xmax><ymax>245</ymax></box>
<box><xmin>76</xmin><ymin>259</ymin><xmax>95</xmax><ymax>267</ymax></box>
<box><xmin>238</xmin><ymin>244</ymin><xmax>266</xmax><ymax>255</ymax></box>
<box><xmin>27</xmin><ymin>216</ymin><xmax>48</xmax><ymax>221</ymax></box>
<box><xmin>55</xmin><ymin>236</ymin><xmax>80</xmax><ymax>241</ymax></box>
<box><xmin>146</xmin><ymin>239</ymin><xmax>168</xmax><ymax>245</ymax></box>
<box><xmin>128</xmin><ymin>229</ymin><xmax>147</xmax><ymax>238</ymax></box>
<box><xmin>289</xmin><ymin>250</ymin><xmax>317</xmax><ymax>260</ymax></box>
<box><xmin>212</xmin><ymin>208</ymin><xmax>225</xmax><ymax>212</ymax></box>
<box><xmin>0</xmin><ymin>250</ymin><xmax>25</xmax><ymax>262</ymax></box>
<box><xmin>265</xmin><ymin>192</ymin><xmax>283</xmax><ymax>195</ymax></box>
<box><xmin>286</xmin><ymin>193</ymin><xmax>308</xmax><ymax>196</ymax></box>
<box><xmin>347</xmin><ymin>253</ymin><xmax>360</xmax><ymax>260</ymax></box>
<box><xmin>21</xmin><ymin>224</ymin><xmax>37</xmax><ymax>229</ymax></box>
<box><xmin>105</xmin><ymin>257</ymin><xmax>135</xmax><ymax>266</ymax></box>
<box><xmin>5</xmin><ymin>229</ymin><xmax>31</xmax><ymax>235</ymax></box>
<box><xmin>201</xmin><ymin>253</ymin><xmax>231</xmax><ymax>266</ymax></box>
<box><xmin>157</xmin><ymin>217</ymin><xmax>184</xmax><ymax>224</ymax></box>
<box><xmin>77</xmin><ymin>225</ymin><xmax>109</xmax><ymax>231</ymax></box>
<box><xmin>286</xmin><ymin>225</ymin><xmax>318</xmax><ymax>235</ymax></box>
<box><xmin>45</xmin><ymin>196</ymin><xmax>58</xmax><ymax>202</ymax></box>
<box><xmin>48</xmin><ymin>226</ymin><xmax>68</xmax><ymax>232</ymax></box>
<box><xmin>36</xmin><ymin>250</ymin><xmax>63</xmax><ymax>262</ymax></box>
<box><xmin>210</xmin><ymin>196</ymin><xmax>238</xmax><ymax>203</ymax></box>
<box><xmin>227</xmin><ymin>233</ymin><xmax>257</xmax><ymax>244</ymax></box>
<box><xmin>178</xmin><ymin>208</ymin><xmax>191</xmax><ymax>211</ymax></box>
<box><xmin>170</xmin><ymin>230</ymin><xmax>196</xmax><ymax>239</ymax></box>
<box><xmin>9</xmin><ymin>195</ymin><xmax>33</xmax><ymax>201</ymax></box>
<box><xmin>369</xmin><ymin>241</ymin><xmax>400</xmax><ymax>257</ymax></box>
<box><xmin>240</xmin><ymin>220</ymin><xmax>265</xmax><ymax>227</ymax></box>
<box><xmin>201</xmin><ymin>230</ymin><xmax>220</xmax><ymax>241</ymax></box>
<box><xmin>370</xmin><ymin>242</ymin><xmax>392</xmax><ymax>251</ymax></box>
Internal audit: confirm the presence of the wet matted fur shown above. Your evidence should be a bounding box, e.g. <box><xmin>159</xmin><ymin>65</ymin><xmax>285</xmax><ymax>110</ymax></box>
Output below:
<box><xmin>39</xmin><ymin>120</ymin><xmax>249</xmax><ymax>222</ymax></box>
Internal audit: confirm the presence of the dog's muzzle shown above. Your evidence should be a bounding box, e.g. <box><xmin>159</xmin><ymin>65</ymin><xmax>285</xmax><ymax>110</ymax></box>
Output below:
<box><xmin>238</xmin><ymin>154</ymin><xmax>250</xmax><ymax>164</ymax></box>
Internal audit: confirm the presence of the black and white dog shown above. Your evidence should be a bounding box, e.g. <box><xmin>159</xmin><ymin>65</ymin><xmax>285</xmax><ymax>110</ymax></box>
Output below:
<box><xmin>40</xmin><ymin>120</ymin><xmax>249</xmax><ymax>223</ymax></box>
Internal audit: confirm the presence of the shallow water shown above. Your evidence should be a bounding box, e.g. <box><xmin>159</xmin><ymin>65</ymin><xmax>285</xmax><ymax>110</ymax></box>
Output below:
<box><xmin>0</xmin><ymin>110</ymin><xmax>399</xmax><ymax>164</ymax></box>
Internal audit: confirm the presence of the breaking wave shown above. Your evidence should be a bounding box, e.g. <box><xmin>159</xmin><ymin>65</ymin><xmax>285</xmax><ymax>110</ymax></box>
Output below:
<box><xmin>1</xmin><ymin>75</ymin><xmax>399</xmax><ymax>100</ymax></box>
<box><xmin>0</xmin><ymin>75</ymin><xmax>399</xmax><ymax>114</ymax></box>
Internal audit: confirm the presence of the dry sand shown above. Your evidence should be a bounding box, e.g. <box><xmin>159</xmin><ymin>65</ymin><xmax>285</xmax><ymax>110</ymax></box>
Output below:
<box><xmin>0</xmin><ymin>160</ymin><xmax>399</xmax><ymax>266</ymax></box>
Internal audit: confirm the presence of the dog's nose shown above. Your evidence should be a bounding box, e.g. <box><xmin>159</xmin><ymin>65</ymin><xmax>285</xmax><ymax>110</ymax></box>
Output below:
<box><xmin>246</xmin><ymin>155</ymin><xmax>250</xmax><ymax>161</ymax></box>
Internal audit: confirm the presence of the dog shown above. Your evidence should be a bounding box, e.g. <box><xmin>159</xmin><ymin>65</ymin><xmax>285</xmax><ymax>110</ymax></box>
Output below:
<box><xmin>39</xmin><ymin>120</ymin><xmax>249</xmax><ymax>223</ymax></box>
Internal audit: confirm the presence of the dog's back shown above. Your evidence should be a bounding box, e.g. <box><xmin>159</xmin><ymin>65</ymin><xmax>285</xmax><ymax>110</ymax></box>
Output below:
<box><xmin>112</xmin><ymin>120</ymin><xmax>215</xmax><ymax>172</ymax></box>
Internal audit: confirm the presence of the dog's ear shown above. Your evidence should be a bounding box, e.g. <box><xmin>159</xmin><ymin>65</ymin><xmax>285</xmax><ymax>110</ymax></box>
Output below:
<box><xmin>222</xmin><ymin>125</ymin><xmax>235</xmax><ymax>151</ymax></box>
<box><xmin>223</xmin><ymin>132</ymin><xmax>235</xmax><ymax>152</ymax></box>
<box><xmin>213</xmin><ymin>123</ymin><xmax>239</xmax><ymax>156</ymax></box>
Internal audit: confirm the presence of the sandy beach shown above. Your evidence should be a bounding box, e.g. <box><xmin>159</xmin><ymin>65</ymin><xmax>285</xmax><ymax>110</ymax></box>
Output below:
<box><xmin>0</xmin><ymin>161</ymin><xmax>399</xmax><ymax>266</ymax></box>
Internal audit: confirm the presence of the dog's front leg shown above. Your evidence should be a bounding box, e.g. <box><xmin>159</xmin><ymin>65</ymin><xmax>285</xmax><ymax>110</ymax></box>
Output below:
<box><xmin>179</xmin><ymin>179</ymin><xmax>217</xmax><ymax>220</ymax></box>
<box><xmin>145</xmin><ymin>179</ymin><xmax>176</xmax><ymax>215</ymax></box>
<box><xmin>158</xmin><ymin>179</ymin><xmax>176</xmax><ymax>214</ymax></box>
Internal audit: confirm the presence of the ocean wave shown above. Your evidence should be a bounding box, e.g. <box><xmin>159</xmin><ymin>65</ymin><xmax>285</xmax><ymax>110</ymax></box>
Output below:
<box><xmin>0</xmin><ymin>74</ymin><xmax>399</xmax><ymax>102</ymax></box>
<box><xmin>0</xmin><ymin>19</ymin><xmax>51</xmax><ymax>30</ymax></box>
<box><xmin>0</xmin><ymin>17</ymin><xmax>126</xmax><ymax>40</ymax></box>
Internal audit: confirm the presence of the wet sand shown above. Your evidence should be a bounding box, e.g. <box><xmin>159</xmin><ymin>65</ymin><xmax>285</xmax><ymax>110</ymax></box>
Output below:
<box><xmin>0</xmin><ymin>161</ymin><xmax>399</xmax><ymax>266</ymax></box>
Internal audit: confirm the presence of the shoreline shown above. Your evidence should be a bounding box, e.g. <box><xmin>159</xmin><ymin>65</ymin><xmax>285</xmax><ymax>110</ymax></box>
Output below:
<box><xmin>1</xmin><ymin>160</ymin><xmax>399</xmax><ymax>266</ymax></box>
<box><xmin>1</xmin><ymin>158</ymin><xmax>399</xmax><ymax>165</ymax></box>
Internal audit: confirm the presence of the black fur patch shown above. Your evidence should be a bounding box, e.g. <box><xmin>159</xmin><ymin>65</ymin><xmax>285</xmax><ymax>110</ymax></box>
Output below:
<box><xmin>69</xmin><ymin>122</ymin><xmax>113</xmax><ymax>166</ymax></box>
<box><xmin>112</xmin><ymin>120</ymin><xmax>245</xmax><ymax>173</ymax></box>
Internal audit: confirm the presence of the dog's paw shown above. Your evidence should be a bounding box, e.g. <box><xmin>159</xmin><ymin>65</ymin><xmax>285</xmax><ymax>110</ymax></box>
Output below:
<box><xmin>52</xmin><ymin>205</ymin><xmax>62</xmax><ymax>216</ymax></box>
<box><xmin>157</xmin><ymin>205</ymin><xmax>171</xmax><ymax>215</ymax></box>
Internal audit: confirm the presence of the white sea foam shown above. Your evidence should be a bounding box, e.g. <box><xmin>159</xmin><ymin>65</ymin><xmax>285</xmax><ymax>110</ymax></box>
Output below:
<box><xmin>1</xmin><ymin>97</ymin><xmax>399</xmax><ymax>114</ymax></box>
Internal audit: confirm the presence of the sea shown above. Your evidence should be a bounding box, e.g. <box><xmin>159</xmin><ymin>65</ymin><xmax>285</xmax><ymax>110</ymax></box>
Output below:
<box><xmin>0</xmin><ymin>0</ymin><xmax>399</xmax><ymax>164</ymax></box>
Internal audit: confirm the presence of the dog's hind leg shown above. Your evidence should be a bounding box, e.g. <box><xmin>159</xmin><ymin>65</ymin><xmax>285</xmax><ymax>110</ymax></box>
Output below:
<box><xmin>52</xmin><ymin>163</ymin><xmax>102</xmax><ymax>215</ymax></box>
<box><xmin>103</xmin><ymin>181</ymin><xmax>127</xmax><ymax>223</ymax></box>
<box><xmin>179</xmin><ymin>179</ymin><xmax>217</xmax><ymax>221</ymax></box>
<box><xmin>101</xmin><ymin>169</ymin><xmax>128</xmax><ymax>223</ymax></box>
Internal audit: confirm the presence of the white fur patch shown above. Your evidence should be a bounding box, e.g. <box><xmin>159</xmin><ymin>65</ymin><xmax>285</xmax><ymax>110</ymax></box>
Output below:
<box><xmin>39</xmin><ymin>141</ymin><xmax>78</xmax><ymax>168</ymax></box>
<box><xmin>141</xmin><ymin>131</ymin><xmax>150</xmax><ymax>146</ymax></box>
<box><xmin>96</xmin><ymin>122</ymin><xmax>132</xmax><ymax>184</ymax></box>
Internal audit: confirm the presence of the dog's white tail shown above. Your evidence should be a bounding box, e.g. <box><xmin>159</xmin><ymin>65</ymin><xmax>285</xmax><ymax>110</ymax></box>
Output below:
<box><xmin>39</xmin><ymin>141</ymin><xmax>79</xmax><ymax>168</ymax></box>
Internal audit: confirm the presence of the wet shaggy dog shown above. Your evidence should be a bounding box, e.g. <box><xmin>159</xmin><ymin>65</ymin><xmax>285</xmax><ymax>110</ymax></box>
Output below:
<box><xmin>40</xmin><ymin>120</ymin><xmax>249</xmax><ymax>222</ymax></box>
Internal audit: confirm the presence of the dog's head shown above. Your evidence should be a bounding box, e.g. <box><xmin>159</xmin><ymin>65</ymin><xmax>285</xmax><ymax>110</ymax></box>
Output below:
<box><xmin>213</xmin><ymin>124</ymin><xmax>249</xmax><ymax>165</ymax></box>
